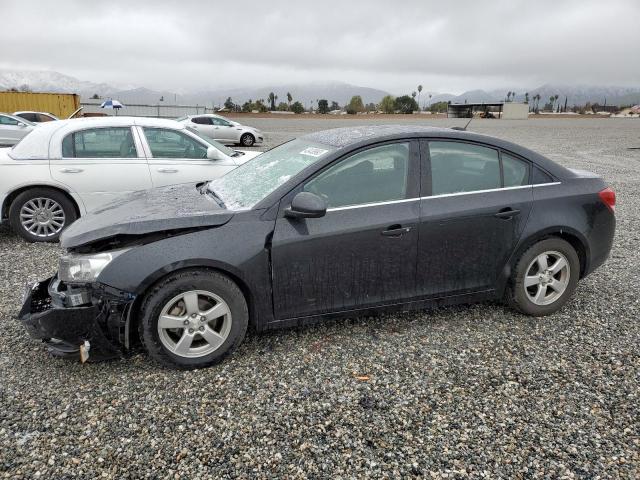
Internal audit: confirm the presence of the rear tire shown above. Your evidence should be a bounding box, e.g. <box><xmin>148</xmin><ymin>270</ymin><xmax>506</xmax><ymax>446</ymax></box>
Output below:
<box><xmin>139</xmin><ymin>269</ymin><xmax>248</xmax><ymax>369</ymax></box>
<box><xmin>240</xmin><ymin>133</ymin><xmax>255</xmax><ymax>147</ymax></box>
<box><xmin>9</xmin><ymin>188</ymin><xmax>77</xmax><ymax>243</ymax></box>
<box><xmin>508</xmin><ymin>238</ymin><xmax>580</xmax><ymax>316</ymax></box>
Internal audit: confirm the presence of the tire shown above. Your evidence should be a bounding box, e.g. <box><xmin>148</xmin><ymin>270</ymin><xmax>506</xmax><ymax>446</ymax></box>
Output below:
<box><xmin>9</xmin><ymin>188</ymin><xmax>77</xmax><ymax>243</ymax></box>
<box><xmin>240</xmin><ymin>133</ymin><xmax>255</xmax><ymax>147</ymax></box>
<box><xmin>139</xmin><ymin>269</ymin><xmax>248</xmax><ymax>369</ymax></box>
<box><xmin>508</xmin><ymin>238</ymin><xmax>580</xmax><ymax>316</ymax></box>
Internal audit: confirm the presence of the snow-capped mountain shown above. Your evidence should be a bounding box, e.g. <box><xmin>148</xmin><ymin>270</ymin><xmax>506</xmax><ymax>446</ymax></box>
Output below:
<box><xmin>0</xmin><ymin>69</ymin><xmax>131</xmax><ymax>97</ymax></box>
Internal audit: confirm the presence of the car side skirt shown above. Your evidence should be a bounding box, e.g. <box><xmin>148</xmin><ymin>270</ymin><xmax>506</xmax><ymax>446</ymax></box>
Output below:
<box><xmin>262</xmin><ymin>289</ymin><xmax>495</xmax><ymax>331</ymax></box>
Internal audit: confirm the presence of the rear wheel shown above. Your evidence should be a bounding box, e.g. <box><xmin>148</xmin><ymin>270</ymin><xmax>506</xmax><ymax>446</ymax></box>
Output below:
<box><xmin>240</xmin><ymin>133</ymin><xmax>255</xmax><ymax>147</ymax></box>
<box><xmin>139</xmin><ymin>270</ymin><xmax>248</xmax><ymax>369</ymax></box>
<box><xmin>9</xmin><ymin>188</ymin><xmax>77</xmax><ymax>243</ymax></box>
<box><xmin>508</xmin><ymin>238</ymin><xmax>580</xmax><ymax>316</ymax></box>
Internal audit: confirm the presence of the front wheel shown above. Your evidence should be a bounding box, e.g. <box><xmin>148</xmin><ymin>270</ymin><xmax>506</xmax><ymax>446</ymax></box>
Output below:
<box><xmin>139</xmin><ymin>270</ymin><xmax>248</xmax><ymax>369</ymax></box>
<box><xmin>240</xmin><ymin>133</ymin><xmax>255</xmax><ymax>147</ymax></box>
<box><xmin>508</xmin><ymin>238</ymin><xmax>580</xmax><ymax>316</ymax></box>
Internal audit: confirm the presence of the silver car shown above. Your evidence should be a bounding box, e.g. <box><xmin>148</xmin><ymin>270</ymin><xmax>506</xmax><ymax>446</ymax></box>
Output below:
<box><xmin>177</xmin><ymin>114</ymin><xmax>263</xmax><ymax>147</ymax></box>
<box><xmin>0</xmin><ymin>113</ymin><xmax>36</xmax><ymax>146</ymax></box>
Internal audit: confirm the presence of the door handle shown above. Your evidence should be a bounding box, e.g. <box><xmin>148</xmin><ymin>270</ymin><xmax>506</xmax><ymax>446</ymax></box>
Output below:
<box><xmin>494</xmin><ymin>208</ymin><xmax>521</xmax><ymax>219</ymax></box>
<box><xmin>157</xmin><ymin>168</ymin><xmax>178</xmax><ymax>173</ymax></box>
<box><xmin>60</xmin><ymin>168</ymin><xmax>83</xmax><ymax>173</ymax></box>
<box><xmin>381</xmin><ymin>225</ymin><xmax>412</xmax><ymax>237</ymax></box>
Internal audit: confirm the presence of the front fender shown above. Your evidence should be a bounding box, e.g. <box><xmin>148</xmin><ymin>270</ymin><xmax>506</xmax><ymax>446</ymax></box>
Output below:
<box><xmin>96</xmin><ymin>214</ymin><xmax>276</xmax><ymax>328</ymax></box>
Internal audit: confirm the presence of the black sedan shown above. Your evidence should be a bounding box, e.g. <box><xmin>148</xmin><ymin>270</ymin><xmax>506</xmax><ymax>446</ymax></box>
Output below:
<box><xmin>19</xmin><ymin>125</ymin><xmax>616</xmax><ymax>369</ymax></box>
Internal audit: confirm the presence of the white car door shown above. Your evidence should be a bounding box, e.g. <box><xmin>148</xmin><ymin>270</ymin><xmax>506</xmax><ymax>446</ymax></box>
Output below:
<box><xmin>139</xmin><ymin>127</ymin><xmax>238</xmax><ymax>187</ymax></box>
<box><xmin>211</xmin><ymin>117</ymin><xmax>241</xmax><ymax>143</ymax></box>
<box><xmin>50</xmin><ymin>126</ymin><xmax>153</xmax><ymax>212</ymax></box>
<box><xmin>0</xmin><ymin>115</ymin><xmax>32</xmax><ymax>145</ymax></box>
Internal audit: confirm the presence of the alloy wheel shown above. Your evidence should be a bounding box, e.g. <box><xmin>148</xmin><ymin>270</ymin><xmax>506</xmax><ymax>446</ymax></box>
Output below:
<box><xmin>19</xmin><ymin>197</ymin><xmax>66</xmax><ymax>238</ymax></box>
<box><xmin>524</xmin><ymin>250</ymin><xmax>571</xmax><ymax>306</ymax></box>
<box><xmin>157</xmin><ymin>290</ymin><xmax>232</xmax><ymax>358</ymax></box>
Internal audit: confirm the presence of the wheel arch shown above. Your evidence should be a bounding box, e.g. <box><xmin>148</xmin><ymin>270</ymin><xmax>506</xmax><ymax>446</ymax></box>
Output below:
<box><xmin>2</xmin><ymin>184</ymin><xmax>82</xmax><ymax>221</ymax></box>
<box><xmin>125</xmin><ymin>263</ymin><xmax>256</xmax><ymax>349</ymax></box>
<box><xmin>499</xmin><ymin>226</ymin><xmax>590</xmax><ymax>295</ymax></box>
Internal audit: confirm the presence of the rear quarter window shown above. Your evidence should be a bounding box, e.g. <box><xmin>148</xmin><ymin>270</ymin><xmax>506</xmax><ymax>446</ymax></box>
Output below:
<box><xmin>532</xmin><ymin>166</ymin><xmax>554</xmax><ymax>184</ymax></box>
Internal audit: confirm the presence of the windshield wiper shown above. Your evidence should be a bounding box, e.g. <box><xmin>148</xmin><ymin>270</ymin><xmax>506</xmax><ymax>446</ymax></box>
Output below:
<box><xmin>204</xmin><ymin>187</ymin><xmax>226</xmax><ymax>208</ymax></box>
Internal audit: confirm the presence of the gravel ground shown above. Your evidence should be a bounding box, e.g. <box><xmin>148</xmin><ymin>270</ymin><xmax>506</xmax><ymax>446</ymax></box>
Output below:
<box><xmin>1</xmin><ymin>117</ymin><xmax>639</xmax><ymax>478</ymax></box>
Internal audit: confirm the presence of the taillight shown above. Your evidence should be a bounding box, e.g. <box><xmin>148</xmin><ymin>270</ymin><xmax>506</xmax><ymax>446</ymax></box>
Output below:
<box><xmin>599</xmin><ymin>187</ymin><xmax>616</xmax><ymax>212</ymax></box>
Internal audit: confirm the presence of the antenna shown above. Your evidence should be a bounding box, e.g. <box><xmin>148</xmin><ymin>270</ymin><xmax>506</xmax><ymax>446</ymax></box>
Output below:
<box><xmin>450</xmin><ymin>116</ymin><xmax>473</xmax><ymax>131</ymax></box>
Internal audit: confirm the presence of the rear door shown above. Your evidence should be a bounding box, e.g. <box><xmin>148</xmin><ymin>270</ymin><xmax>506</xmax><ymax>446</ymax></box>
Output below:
<box><xmin>140</xmin><ymin>127</ymin><xmax>237</xmax><ymax>187</ymax></box>
<box><xmin>51</xmin><ymin>126</ymin><xmax>152</xmax><ymax>212</ymax></box>
<box><xmin>416</xmin><ymin>140</ymin><xmax>533</xmax><ymax>298</ymax></box>
<box><xmin>188</xmin><ymin>116</ymin><xmax>216</xmax><ymax>138</ymax></box>
<box><xmin>271</xmin><ymin>140</ymin><xmax>421</xmax><ymax>319</ymax></box>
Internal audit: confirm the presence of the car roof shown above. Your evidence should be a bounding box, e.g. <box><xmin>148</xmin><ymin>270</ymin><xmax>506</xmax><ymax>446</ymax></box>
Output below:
<box><xmin>186</xmin><ymin>114</ymin><xmax>225</xmax><ymax>118</ymax></box>
<box><xmin>14</xmin><ymin>111</ymin><xmax>55</xmax><ymax>115</ymax></box>
<box><xmin>301</xmin><ymin>125</ymin><xmax>453</xmax><ymax>148</ymax></box>
<box><xmin>299</xmin><ymin>124</ymin><xmax>569</xmax><ymax>177</ymax></box>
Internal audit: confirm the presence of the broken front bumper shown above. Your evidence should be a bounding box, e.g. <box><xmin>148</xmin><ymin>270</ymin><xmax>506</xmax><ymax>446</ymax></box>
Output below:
<box><xmin>18</xmin><ymin>276</ymin><xmax>133</xmax><ymax>362</ymax></box>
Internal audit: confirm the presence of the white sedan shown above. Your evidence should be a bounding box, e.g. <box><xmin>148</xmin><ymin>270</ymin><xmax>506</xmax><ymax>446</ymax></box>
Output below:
<box><xmin>176</xmin><ymin>114</ymin><xmax>263</xmax><ymax>147</ymax></box>
<box><xmin>0</xmin><ymin>116</ymin><xmax>261</xmax><ymax>242</ymax></box>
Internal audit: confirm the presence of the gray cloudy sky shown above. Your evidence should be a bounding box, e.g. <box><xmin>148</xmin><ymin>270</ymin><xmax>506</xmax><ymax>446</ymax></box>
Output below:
<box><xmin>2</xmin><ymin>0</ymin><xmax>638</xmax><ymax>94</ymax></box>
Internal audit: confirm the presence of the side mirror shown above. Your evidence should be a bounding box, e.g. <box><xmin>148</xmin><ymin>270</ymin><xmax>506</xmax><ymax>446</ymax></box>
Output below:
<box><xmin>17</xmin><ymin>122</ymin><xmax>28</xmax><ymax>128</ymax></box>
<box><xmin>285</xmin><ymin>192</ymin><xmax>327</xmax><ymax>219</ymax></box>
<box><xmin>207</xmin><ymin>146</ymin><xmax>223</xmax><ymax>161</ymax></box>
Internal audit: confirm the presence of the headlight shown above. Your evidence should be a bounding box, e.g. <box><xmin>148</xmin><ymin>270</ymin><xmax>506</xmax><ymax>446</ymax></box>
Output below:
<box><xmin>58</xmin><ymin>249</ymin><xmax>129</xmax><ymax>283</ymax></box>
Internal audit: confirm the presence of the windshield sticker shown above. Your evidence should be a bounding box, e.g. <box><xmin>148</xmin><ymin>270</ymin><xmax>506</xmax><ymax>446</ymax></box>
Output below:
<box><xmin>300</xmin><ymin>147</ymin><xmax>328</xmax><ymax>157</ymax></box>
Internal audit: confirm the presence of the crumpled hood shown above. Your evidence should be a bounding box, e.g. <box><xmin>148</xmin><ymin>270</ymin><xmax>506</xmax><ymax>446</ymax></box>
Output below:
<box><xmin>61</xmin><ymin>183</ymin><xmax>233</xmax><ymax>248</ymax></box>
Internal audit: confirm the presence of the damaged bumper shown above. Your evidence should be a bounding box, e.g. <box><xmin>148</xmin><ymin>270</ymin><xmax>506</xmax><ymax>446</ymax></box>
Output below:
<box><xmin>18</xmin><ymin>276</ymin><xmax>135</xmax><ymax>362</ymax></box>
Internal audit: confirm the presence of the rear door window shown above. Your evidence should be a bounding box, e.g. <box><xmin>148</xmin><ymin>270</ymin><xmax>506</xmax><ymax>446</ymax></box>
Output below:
<box><xmin>501</xmin><ymin>153</ymin><xmax>530</xmax><ymax>187</ymax></box>
<box><xmin>428</xmin><ymin>141</ymin><xmax>500</xmax><ymax>195</ymax></box>
<box><xmin>62</xmin><ymin>127</ymin><xmax>137</xmax><ymax>158</ymax></box>
<box><xmin>191</xmin><ymin>117</ymin><xmax>211</xmax><ymax>125</ymax></box>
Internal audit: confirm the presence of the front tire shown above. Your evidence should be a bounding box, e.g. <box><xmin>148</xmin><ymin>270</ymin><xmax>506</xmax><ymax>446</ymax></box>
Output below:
<box><xmin>240</xmin><ymin>133</ymin><xmax>255</xmax><ymax>147</ymax></box>
<box><xmin>9</xmin><ymin>188</ymin><xmax>77</xmax><ymax>243</ymax></box>
<box><xmin>508</xmin><ymin>238</ymin><xmax>580</xmax><ymax>316</ymax></box>
<box><xmin>139</xmin><ymin>270</ymin><xmax>248</xmax><ymax>369</ymax></box>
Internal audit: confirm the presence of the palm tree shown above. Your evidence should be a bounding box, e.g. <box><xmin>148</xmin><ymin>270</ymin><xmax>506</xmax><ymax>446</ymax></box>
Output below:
<box><xmin>286</xmin><ymin>92</ymin><xmax>292</xmax><ymax>107</ymax></box>
<box><xmin>268</xmin><ymin>92</ymin><xmax>276</xmax><ymax>111</ymax></box>
<box><xmin>525</xmin><ymin>92</ymin><xmax>529</xmax><ymax>103</ymax></box>
<box><xmin>417</xmin><ymin>85</ymin><xmax>423</xmax><ymax>109</ymax></box>
<box><xmin>411</xmin><ymin>91</ymin><xmax>417</xmax><ymax>102</ymax></box>
<box><xmin>428</xmin><ymin>93</ymin><xmax>432</xmax><ymax>108</ymax></box>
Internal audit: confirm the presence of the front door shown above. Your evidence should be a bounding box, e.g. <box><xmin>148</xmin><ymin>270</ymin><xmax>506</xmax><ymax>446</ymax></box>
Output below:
<box><xmin>416</xmin><ymin>140</ymin><xmax>533</xmax><ymax>298</ymax></box>
<box><xmin>271</xmin><ymin>141</ymin><xmax>421</xmax><ymax>319</ymax></box>
<box><xmin>140</xmin><ymin>127</ymin><xmax>237</xmax><ymax>187</ymax></box>
<box><xmin>211</xmin><ymin>118</ymin><xmax>240</xmax><ymax>143</ymax></box>
<box><xmin>52</xmin><ymin>126</ymin><xmax>152</xmax><ymax>212</ymax></box>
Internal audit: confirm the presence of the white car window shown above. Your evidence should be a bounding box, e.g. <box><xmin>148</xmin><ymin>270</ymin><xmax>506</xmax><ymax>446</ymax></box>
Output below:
<box><xmin>212</xmin><ymin>118</ymin><xmax>232</xmax><ymax>127</ymax></box>
<box><xmin>62</xmin><ymin>127</ymin><xmax>137</xmax><ymax>158</ymax></box>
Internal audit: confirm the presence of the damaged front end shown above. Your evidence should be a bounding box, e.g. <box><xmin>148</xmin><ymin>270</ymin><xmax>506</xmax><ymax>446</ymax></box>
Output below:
<box><xmin>18</xmin><ymin>276</ymin><xmax>135</xmax><ymax>362</ymax></box>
